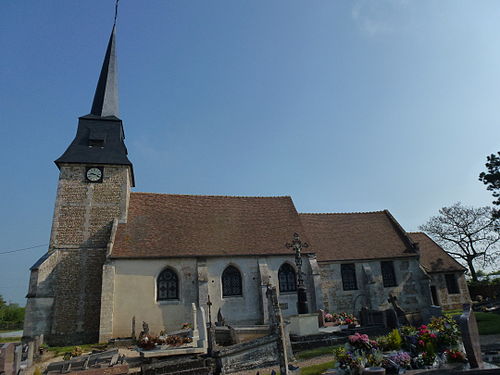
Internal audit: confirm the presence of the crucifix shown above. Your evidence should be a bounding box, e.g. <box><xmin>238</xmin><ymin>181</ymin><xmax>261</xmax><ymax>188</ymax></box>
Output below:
<box><xmin>286</xmin><ymin>232</ymin><xmax>309</xmax><ymax>314</ymax></box>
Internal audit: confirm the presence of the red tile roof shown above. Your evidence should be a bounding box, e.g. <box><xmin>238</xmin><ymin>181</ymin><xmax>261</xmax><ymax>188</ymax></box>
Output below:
<box><xmin>110</xmin><ymin>192</ymin><xmax>311</xmax><ymax>258</ymax></box>
<box><xmin>299</xmin><ymin>211</ymin><xmax>418</xmax><ymax>262</ymax></box>
<box><xmin>408</xmin><ymin>232</ymin><xmax>466</xmax><ymax>273</ymax></box>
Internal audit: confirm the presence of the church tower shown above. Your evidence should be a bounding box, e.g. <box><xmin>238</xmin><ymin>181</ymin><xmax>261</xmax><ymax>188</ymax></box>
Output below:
<box><xmin>24</xmin><ymin>25</ymin><xmax>134</xmax><ymax>345</ymax></box>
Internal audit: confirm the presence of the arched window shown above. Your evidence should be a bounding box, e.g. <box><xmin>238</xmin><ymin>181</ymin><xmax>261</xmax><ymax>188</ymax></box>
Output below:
<box><xmin>157</xmin><ymin>268</ymin><xmax>179</xmax><ymax>301</ymax></box>
<box><xmin>222</xmin><ymin>265</ymin><xmax>242</xmax><ymax>297</ymax></box>
<box><xmin>278</xmin><ymin>263</ymin><xmax>297</xmax><ymax>293</ymax></box>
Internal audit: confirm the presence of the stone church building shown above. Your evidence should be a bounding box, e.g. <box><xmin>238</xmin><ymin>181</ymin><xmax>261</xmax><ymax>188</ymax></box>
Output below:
<box><xmin>23</xmin><ymin>27</ymin><xmax>470</xmax><ymax>345</ymax></box>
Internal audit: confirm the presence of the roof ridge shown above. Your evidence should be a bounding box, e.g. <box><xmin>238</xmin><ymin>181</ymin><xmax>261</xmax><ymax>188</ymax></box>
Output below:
<box><xmin>131</xmin><ymin>192</ymin><xmax>292</xmax><ymax>199</ymax></box>
<box><xmin>299</xmin><ymin>210</ymin><xmax>386</xmax><ymax>215</ymax></box>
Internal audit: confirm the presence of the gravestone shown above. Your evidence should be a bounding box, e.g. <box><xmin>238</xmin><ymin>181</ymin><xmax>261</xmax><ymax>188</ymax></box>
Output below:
<box><xmin>266</xmin><ymin>285</ymin><xmax>290</xmax><ymax>375</ymax></box>
<box><xmin>458</xmin><ymin>304</ymin><xmax>483</xmax><ymax>369</ymax></box>
<box><xmin>387</xmin><ymin>294</ymin><xmax>409</xmax><ymax>325</ymax></box>
<box><xmin>318</xmin><ymin>309</ymin><xmax>325</xmax><ymax>327</ymax></box>
<box><xmin>384</xmin><ymin>309</ymin><xmax>399</xmax><ymax>329</ymax></box>
<box><xmin>0</xmin><ymin>343</ymin><xmax>16</xmax><ymax>375</ymax></box>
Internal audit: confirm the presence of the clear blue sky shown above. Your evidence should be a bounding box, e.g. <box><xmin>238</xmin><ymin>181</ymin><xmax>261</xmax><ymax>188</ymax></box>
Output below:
<box><xmin>1</xmin><ymin>1</ymin><xmax>499</xmax><ymax>305</ymax></box>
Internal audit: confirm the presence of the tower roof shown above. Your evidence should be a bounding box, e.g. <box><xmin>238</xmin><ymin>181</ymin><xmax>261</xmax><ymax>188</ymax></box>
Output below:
<box><xmin>90</xmin><ymin>26</ymin><xmax>119</xmax><ymax>118</ymax></box>
<box><xmin>55</xmin><ymin>23</ymin><xmax>134</xmax><ymax>186</ymax></box>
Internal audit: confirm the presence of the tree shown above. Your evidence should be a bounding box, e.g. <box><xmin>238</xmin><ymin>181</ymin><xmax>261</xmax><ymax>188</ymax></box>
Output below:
<box><xmin>419</xmin><ymin>203</ymin><xmax>500</xmax><ymax>282</ymax></box>
<box><xmin>479</xmin><ymin>151</ymin><xmax>500</xmax><ymax>219</ymax></box>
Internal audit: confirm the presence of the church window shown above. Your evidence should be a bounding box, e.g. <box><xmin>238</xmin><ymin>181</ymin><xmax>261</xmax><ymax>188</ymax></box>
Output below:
<box><xmin>278</xmin><ymin>263</ymin><xmax>297</xmax><ymax>293</ymax></box>
<box><xmin>222</xmin><ymin>266</ymin><xmax>242</xmax><ymax>297</ymax></box>
<box><xmin>341</xmin><ymin>263</ymin><xmax>358</xmax><ymax>291</ymax></box>
<box><xmin>381</xmin><ymin>261</ymin><xmax>397</xmax><ymax>287</ymax></box>
<box><xmin>445</xmin><ymin>274</ymin><xmax>460</xmax><ymax>294</ymax></box>
<box><xmin>157</xmin><ymin>268</ymin><xmax>179</xmax><ymax>301</ymax></box>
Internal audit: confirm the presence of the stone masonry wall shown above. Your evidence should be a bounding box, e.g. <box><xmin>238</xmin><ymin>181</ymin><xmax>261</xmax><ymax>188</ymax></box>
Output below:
<box><xmin>25</xmin><ymin>164</ymin><xmax>131</xmax><ymax>345</ymax></box>
<box><xmin>430</xmin><ymin>272</ymin><xmax>470</xmax><ymax>310</ymax></box>
<box><xmin>319</xmin><ymin>257</ymin><xmax>432</xmax><ymax>316</ymax></box>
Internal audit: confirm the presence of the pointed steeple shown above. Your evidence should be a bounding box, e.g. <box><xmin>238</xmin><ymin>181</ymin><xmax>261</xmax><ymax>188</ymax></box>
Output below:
<box><xmin>90</xmin><ymin>26</ymin><xmax>119</xmax><ymax>117</ymax></box>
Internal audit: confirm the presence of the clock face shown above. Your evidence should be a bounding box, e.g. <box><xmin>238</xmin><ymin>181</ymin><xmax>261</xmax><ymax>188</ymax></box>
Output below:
<box><xmin>86</xmin><ymin>167</ymin><xmax>103</xmax><ymax>182</ymax></box>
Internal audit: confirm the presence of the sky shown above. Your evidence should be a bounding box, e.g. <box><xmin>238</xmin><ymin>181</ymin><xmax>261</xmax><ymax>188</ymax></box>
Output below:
<box><xmin>1</xmin><ymin>0</ymin><xmax>499</xmax><ymax>305</ymax></box>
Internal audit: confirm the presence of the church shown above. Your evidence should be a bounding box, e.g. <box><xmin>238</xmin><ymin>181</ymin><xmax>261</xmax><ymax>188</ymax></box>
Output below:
<box><xmin>23</xmin><ymin>26</ymin><xmax>470</xmax><ymax>346</ymax></box>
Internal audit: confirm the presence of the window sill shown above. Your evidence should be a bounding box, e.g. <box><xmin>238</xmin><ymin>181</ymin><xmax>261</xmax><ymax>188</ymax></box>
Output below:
<box><xmin>279</xmin><ymin>291</ymin><xmax>297</xmax><ymax>296</ymax></box>
<box><xmin>222</xmin><ymin>295</ymin><xmax>243</xmax><ymax>300</ymax></box>
<box><xmin>157</xmin><ymin>300</ymin><xmax>181</xmax><ymax>305</ymax></box>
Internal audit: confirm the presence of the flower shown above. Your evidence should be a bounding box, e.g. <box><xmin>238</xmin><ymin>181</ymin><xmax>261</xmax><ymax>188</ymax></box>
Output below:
<box><xmin>418</xmin><ymin>340</ymin><xmax>425</xmax><ymax>346</ymax></box>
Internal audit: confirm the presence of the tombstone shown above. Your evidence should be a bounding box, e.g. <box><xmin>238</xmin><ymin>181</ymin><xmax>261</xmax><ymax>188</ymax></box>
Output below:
<box><xmin>318</xmin><ymin>309</ymin><xmax>325</xmax><ymax>327</ymax></box>
<box><xmin>359</xmin><ymin>307</ymin><xmax>369</xmax><ymax>327</ymax></box>
<box><xmin>0</xmin><ymin>343</ymin><xmax>16</xmax><ymax>375</ymax></box>
<box><xmin>216</xmin><ymin>308</ymin><xmax>226</xmax><ymax>327</ymax></box>
<box><xmin>387</xmin><ymin>294</ymin><xmax>409</xmax><ymax>325</ymax></box>
<box><xmin>142</xmin><ymin>321</ymin><xmax>150</xmax><ymax>336</ymax></box>
<box><xmin>384</xmin><ymin>309</ymin><xmax>399</xmax><ymax>330</ymax></box>
<box><xmin>266</xmin><ymin>285</ymin><xmax>290</xmax><ymax>375</ymax></box>
<box><xmin>458</xmin><ymin>304</ymin><xmax>483</xmax><ymax>369</ymax></box>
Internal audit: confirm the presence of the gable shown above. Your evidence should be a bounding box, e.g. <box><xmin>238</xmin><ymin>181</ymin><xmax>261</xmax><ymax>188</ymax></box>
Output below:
<box><xmin>408</xmin><ymin>232</ymin><xmax>466</xmax><ymax>273</ymax></box>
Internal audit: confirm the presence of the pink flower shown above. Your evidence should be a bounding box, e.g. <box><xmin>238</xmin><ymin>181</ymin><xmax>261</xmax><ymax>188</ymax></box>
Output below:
<box><xmin>420</xmin><ymin>325</ymin><xmax>427</xmax><ymax>329</ymax></box>
<box><xmin>430</xmin><ymin>333</ymin><xmax>437</xmax><ymax>339</ymax></box>
<box><xmin>418</xmin><ymin>340</ymin><xmax>425</xmax><ymax>346</ymax></box>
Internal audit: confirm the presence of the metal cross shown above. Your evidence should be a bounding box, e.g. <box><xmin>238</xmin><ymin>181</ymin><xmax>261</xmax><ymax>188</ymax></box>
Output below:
<box><xmin>285</xmin><ymin>233</ymin><xmax>309</xmax><ymax>314</ymax></box>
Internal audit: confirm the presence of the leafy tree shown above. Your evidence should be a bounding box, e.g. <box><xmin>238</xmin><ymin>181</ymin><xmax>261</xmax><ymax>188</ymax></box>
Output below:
<box><xmin>419</xmin><ymin>203</ymin><xmax>500</xmax><ymax>282</ymax></box>
<box><xmin>479</xmin><ymin>152</ymin><xmax>500</xmax><ymax>219</ymax></box>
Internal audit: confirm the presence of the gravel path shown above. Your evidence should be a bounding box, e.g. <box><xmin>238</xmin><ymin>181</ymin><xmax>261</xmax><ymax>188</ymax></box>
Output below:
<box><xmin>230</xmin><ymin>354</ymin><xmax>333</xmax><ymax>375</ymax></box>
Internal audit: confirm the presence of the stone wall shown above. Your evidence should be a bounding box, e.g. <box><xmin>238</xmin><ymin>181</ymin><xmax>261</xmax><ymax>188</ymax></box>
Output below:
<box><xmin>24</xmin><ymin>164</ymin><xmax>131</xmax><ymax>345</ymax></box>
<box><xmin>105</xmin><ymin>254</ymin><xmax>320</xmax><ymax>339</ymax></box>
<box><xmin>429</xmin><ymin>272</ymin><xmax>470</xmax><ymax>310</ymax></box>
<box><xmin>319</xmin><ymin>257</ymin><xmax>432</xmax><ymax>315</ymax></box>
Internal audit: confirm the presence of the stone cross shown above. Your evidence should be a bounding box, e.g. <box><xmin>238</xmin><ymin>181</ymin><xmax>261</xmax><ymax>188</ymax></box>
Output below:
<box><xmin>286</xmin><ymin>233</ymin><xmax>309</xmax><ymax>314</ymax></box>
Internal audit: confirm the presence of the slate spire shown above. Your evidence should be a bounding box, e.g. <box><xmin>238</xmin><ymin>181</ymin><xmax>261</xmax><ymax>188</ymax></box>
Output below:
<box><xmin>90</xmin><ymin>25</ymin><xmax>119</xmax><ymax>117</ymax></box>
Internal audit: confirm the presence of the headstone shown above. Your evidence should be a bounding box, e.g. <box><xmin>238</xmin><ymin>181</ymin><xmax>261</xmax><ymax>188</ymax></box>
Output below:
<box><xmin>458</xmin><ymin>304</ymin><xmax>483</xmax><ymax>369</ymax></box>
<box><xmin>387</xmin><ymin>294</ymin><xmax>409</xmax><ymax>325</ymax></box>
<box><xmin>318</xmin><ymin>309</ymin><xmax>325</xmax><ymax>327</ymax></box>
<box><xmin>0</xmin><ymin>343</ymin><xmax>16</xmax><ymax>375</ymax></box>
<box><xmin>360</xmin><ymin>307</ymin><xmax>369</xmax><ymax>327</ymax></box>
<box><xmin>266</xmin><ymin>285</ymin><xmax>290</xmax><ymax>375</ymax></box>
<box><xmin>131</xmin><ymin>316</ymin><xmax>136</xmax><ymax>339</ymax></box>
<box><xmin>384</xmin><ymin>309</ymin><xmax>399</xmax><ymax>329</ymax></box>
<box><xmin>142</xmin><ymin>321</ymin><xmax>149</xmax><ymax>336</ymax></box>
<box><xmin>216</xmin><ymin>308</ymin><xmax>226</xmax><ymax>327</ymax></box>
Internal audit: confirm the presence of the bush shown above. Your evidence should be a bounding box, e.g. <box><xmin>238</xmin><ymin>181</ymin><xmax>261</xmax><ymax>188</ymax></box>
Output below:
<box><xmin>376</xmin><ymin>329</ymin><xmax>402</xmax><ymax>351</ymax></box>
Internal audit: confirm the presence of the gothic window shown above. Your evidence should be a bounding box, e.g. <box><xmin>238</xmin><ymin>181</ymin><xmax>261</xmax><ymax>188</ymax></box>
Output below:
<box><xmin>222</xmin><ymin>265</ymin><xmax>242</xmax><ymax>297</ymax></box>
<box><xmin>278</xmin><ymin>263</ymin><xmax>297</xmax><ymax>293</ymax></box>
<box><xmin>381</xmin><ymin>261</ymin><xmax>397</xmax><ymax>287</ymax></box>
<box><xmin>341</xmin><ymin>263</ymin><xmax>358</xmax><ymax>291</ymax></box>
<box><xmin>157</xmin><ymin>268</ymin><xmax>179</xmax><ymax>301</ymax></box>
<box><xmin>445</xmin><ymin>274</ymin><xmax>460</xmax><ymax>294</ymax></box>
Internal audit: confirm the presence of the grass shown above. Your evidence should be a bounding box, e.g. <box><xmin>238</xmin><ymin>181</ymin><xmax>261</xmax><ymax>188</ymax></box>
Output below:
<box><xmin>443</xmin><ymin>309</ymin><xmax>462</xmax><ymax>317</ymax></box>
<box><xmin>46</xmin><ymin>343</ymin><xmax>107</xmax><ymax>357</ymax></box>
<box><xmin>475</xmin><ymin>312</ymin><xmax>500</xmax><ymax>335</ymax></box>
<box><xmin>300</xmin><ymin>361</ymin><xmax>335</xmax><ymax>375</ymax></box>
<box><xmin>295</xmin><ymin>345</ymin><xmax>339</xmax><ymax>360</ymax></box>
<box><xmin>262</xmin><ymin>361</ymin><xmax>336</xmax><ymax>375</ymax></box>
<box><xmin>0</xmin><ymin>337</ymin><xmax>21</xmax><ymax>343</ymax></box>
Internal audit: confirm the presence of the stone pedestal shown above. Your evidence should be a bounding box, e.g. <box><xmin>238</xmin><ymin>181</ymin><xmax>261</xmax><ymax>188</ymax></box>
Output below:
<box><xmin>289</xmin><ymin>313</ymin><xmax>319</xmax><ymax>336</ymax></box>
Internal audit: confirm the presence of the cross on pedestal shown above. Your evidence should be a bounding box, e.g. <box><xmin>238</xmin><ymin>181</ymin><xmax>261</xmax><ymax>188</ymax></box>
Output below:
<box><xmin>286</xmin><ymin>233</ymin><xmax>309</xmax><ymax>314</ymax></box>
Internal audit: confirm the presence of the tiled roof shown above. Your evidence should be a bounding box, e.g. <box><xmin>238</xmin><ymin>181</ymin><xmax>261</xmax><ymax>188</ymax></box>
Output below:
<box><xmin>299</xmin><ymin>211</ymin><xmax>417</xmax><ymax>262</ymax></box>
<box><xmin>110</xmin><ymin>192</ymin><xmax>311</xmax><ymax>258</ymax></box>
<box><xmin>408</xmin><ymin>232</ymin><xmax>466</xmax><ymax>273</ymax></box>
